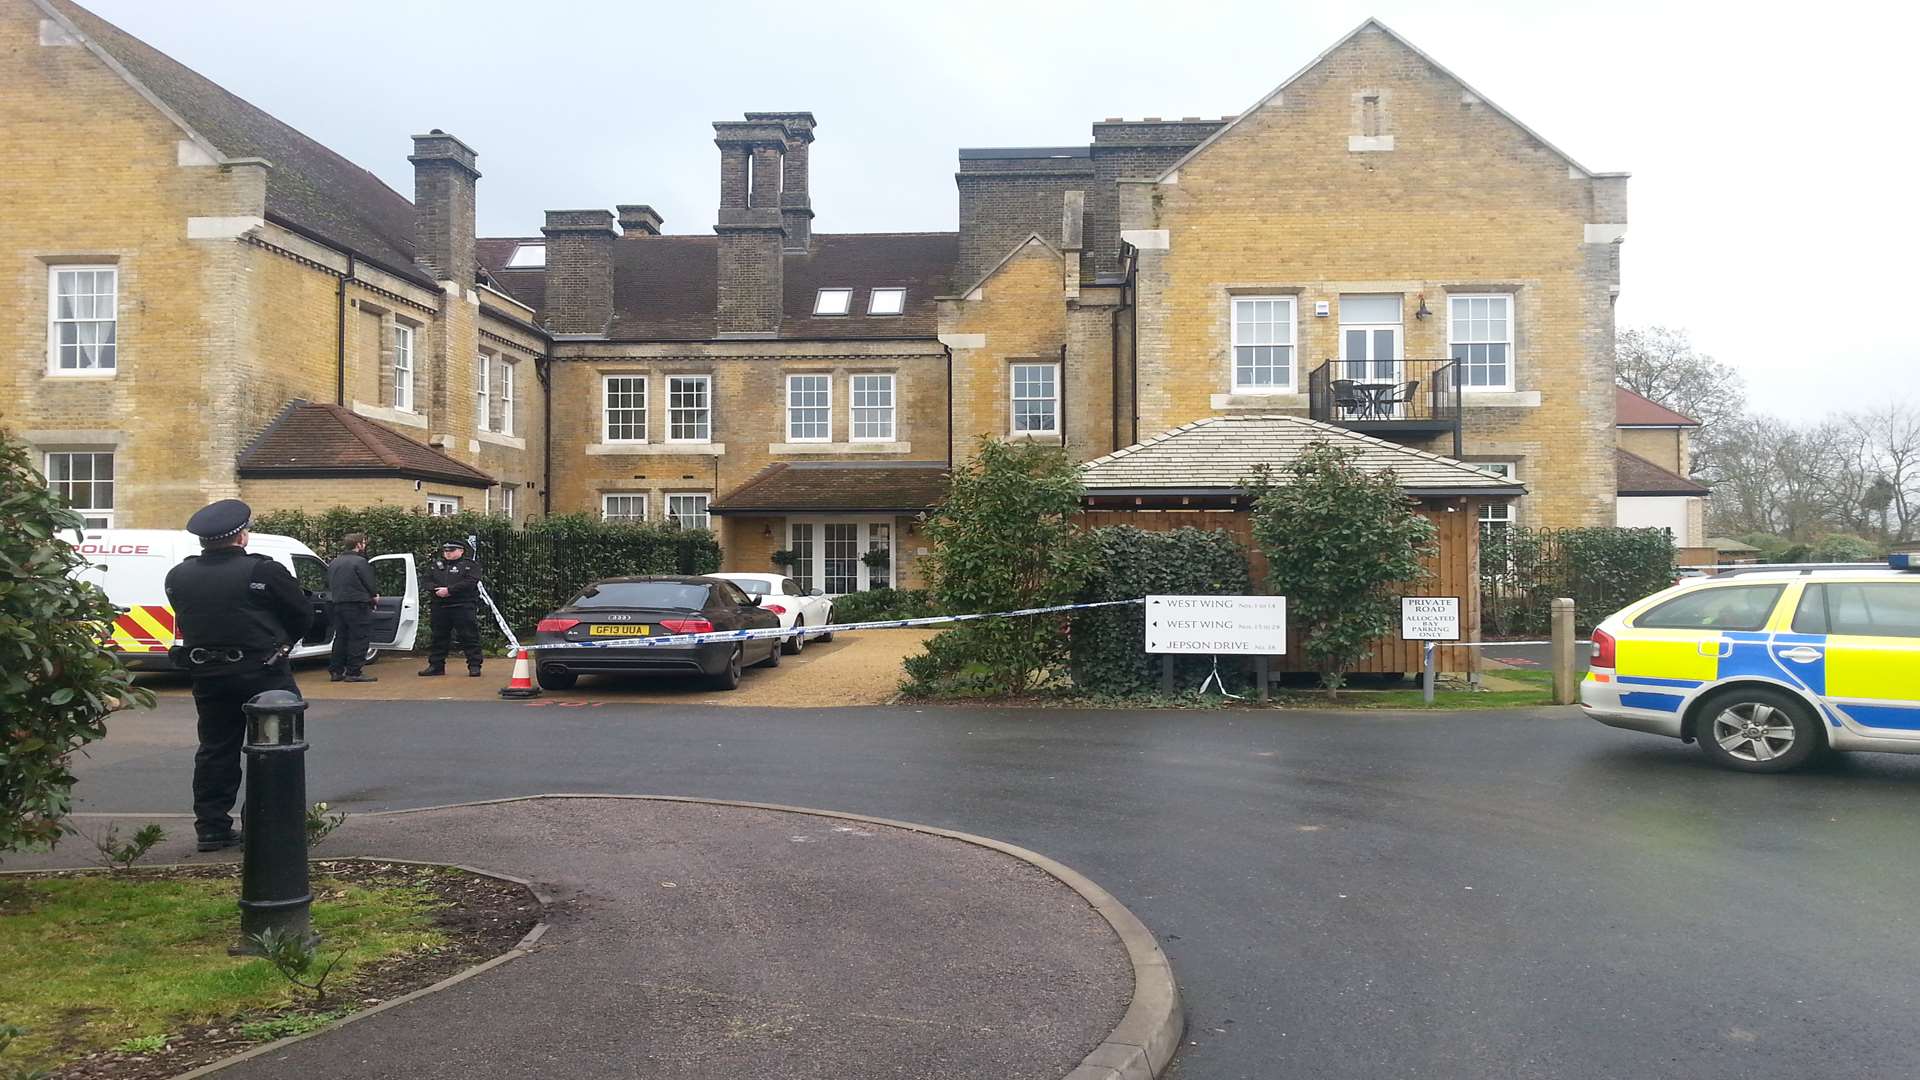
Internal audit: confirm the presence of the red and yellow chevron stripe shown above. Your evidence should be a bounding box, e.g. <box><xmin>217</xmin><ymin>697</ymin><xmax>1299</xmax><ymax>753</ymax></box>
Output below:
<box><xmin>108</xmin><ymin>605</ymin><xmax>175</xmax><ymax>653</ymax></box>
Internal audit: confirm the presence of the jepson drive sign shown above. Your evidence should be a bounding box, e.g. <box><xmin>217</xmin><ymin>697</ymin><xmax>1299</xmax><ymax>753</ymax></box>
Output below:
<box><xmin>1144</xmin><ymin>595</ymin><xmax>1287</xmax><ymax>655</ymax></box>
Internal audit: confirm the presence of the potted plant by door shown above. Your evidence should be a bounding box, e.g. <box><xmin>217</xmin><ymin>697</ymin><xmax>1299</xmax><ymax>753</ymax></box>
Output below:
<box><xmin>860</xmin><ymin>547</ymin><xmax>890</xmax><ymax>589</ymax></box>
<box><xmin>770</xmin><ymin>549</ymin><xmax>798</xmax><ymax>571</ymax></box>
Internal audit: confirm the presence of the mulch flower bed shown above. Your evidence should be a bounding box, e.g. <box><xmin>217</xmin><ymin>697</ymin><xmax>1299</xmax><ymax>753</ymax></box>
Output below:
<box><xmin>40</xmin><ymin>859</ymin><xmax>541</xmax><ymax>1080</ymax></box>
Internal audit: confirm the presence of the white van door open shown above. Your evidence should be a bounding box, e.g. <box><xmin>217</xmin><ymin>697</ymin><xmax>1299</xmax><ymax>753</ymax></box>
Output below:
<box><xmin>366</xmin><ymin>553</ymin><xmax>420</xmax><ymax>653</ymax></box>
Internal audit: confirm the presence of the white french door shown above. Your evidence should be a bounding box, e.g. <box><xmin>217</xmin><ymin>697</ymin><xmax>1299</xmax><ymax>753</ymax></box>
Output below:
<box><xmin>1339</xmin><ymin>324</ymin><xmax>1403</xmax><ymax>418</ymax></box>
<box><xmin>788</xmin><ymin>518</ymin><xmax>895</xmax><ymax>595</ymax></box>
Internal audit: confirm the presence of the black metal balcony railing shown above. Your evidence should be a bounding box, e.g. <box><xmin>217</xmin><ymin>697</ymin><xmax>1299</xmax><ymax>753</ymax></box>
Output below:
<box><xmin>1307</xmin><ymin>358</ymin><xmax>1464</xmax><ymax>455</ymax></box>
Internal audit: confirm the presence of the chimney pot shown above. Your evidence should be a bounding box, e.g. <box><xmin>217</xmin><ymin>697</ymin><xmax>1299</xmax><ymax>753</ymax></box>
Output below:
<box><xmin>540</xmin><ymin>209</ymin><xmax>616</xmax><ymax>335</ymax></box>
<box><xmin>408</xmin><ymin>131</ymin><xmax>480</xmax><ymax>282</ymax></box>
<box><xmin>616</xmin><ymin>204</ymin><xmax>664</xmax><ymax>236</ymax></box>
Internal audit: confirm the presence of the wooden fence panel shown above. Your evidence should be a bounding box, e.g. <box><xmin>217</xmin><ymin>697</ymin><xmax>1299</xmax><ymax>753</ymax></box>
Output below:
<box><xmin>1076</xmin><ymin>502</ymin><xmax>1480</xmax><ymax>674</ymax></box>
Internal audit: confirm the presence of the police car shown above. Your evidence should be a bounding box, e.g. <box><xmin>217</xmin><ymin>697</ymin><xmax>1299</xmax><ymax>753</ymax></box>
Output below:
<box><xmin>1580</xmin><ymin>554</ymin><xmax>1920</xmax><ymax>772</ymax></box>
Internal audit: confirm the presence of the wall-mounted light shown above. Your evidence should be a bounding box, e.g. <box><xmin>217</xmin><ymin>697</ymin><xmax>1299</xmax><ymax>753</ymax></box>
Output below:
<box><xmin>762</xmin><ymin>523</ymin><xmax>773</xmax><ymax>538</ymax></box>
<box><xmin>1414</xmin><ymin>293</ymin><xmax>1432</xmax><ymax>320</ymax></box>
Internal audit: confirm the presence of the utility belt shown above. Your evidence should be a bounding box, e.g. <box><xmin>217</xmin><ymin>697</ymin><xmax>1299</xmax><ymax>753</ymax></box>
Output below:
<box><xmin>167</xmin><ymin>644</ymin><xmax>289</xmax><ymax>670</ymax></box>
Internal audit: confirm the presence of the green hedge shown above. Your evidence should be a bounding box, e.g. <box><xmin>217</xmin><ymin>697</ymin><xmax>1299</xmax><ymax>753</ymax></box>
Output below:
<box><xmin>1069</xmin><ymin>526</ymin><xmax>1254</xmax><ymax>694</ymax></box>
<box><xmin>1481</xmin><ymin>526</ymin><xmax>1675</xmax><ymax>636</ymax></box>
<box><xmin>828</xmin><ymin>588</ymin><xmax>937</xmax><ymax>624</ymax></box>
<box><xmin>252</xmin><ymin>507</ymin><xmax>720</xmax><ymax>652</ymax></box>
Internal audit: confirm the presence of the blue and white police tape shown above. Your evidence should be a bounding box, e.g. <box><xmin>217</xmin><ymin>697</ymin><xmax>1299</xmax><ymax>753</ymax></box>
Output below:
<box><xmin>505</xmin><ymin>597</ymin><xmax>1147</xmax><ymax>652</ymax></box>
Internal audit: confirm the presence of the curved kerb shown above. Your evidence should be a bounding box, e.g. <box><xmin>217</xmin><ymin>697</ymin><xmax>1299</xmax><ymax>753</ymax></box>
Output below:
<box><xmin>376</xmin><ymin>793</ymin><xmax>1187</xmax><ymax>1080</ymax></box>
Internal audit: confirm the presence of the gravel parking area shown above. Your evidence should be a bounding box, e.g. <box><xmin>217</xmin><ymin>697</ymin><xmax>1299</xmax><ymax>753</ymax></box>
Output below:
<box><xmin>133</xmin><ymin>629</ymin><xmax>938</xmax><ymax>708</ymax></box>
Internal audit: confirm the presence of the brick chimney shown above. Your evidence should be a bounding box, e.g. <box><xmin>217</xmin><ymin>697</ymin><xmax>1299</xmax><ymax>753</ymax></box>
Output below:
<box><xmin>745</xmin><ymin>111</ymin><xmax>816</xmax><ymax>252</ymax></box>
<box><xmin>712</xmin><ymin>118</ymin><xmax>789</xmax><ymax>337</ymax></box>
<box><xmin>616</xmin><ymin>204</ymin><xmax>664</xmax><ymax>236</ymax></box>
<box><xmin>541</xmin><ymin>209</ymin><xmax>616</xmax><ymax>335</ymax></box>
<box><xmin>409</xmin><ymin>130</ymin><xmax>479</xmax><ymax>282</ymax></box>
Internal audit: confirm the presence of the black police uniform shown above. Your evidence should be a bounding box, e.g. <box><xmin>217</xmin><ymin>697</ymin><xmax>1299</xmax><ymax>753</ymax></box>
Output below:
<box><xmin>420</xmin><ymin>545</ymin><xmax>484</xmax><ymax>675</ymax></box>
<box><xmin>325</xmin><ymin>548</ymin><xmax>378</xmax><ymax>679</ymax></box>
<box><xmin>163</xmin><ymin>500</ymin><xmax>311</xmax><ymax>848</ymax></box>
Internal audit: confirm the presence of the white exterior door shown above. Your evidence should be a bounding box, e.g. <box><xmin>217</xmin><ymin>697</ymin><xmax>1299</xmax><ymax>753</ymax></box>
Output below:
<box><xmin>788</xmin><ymin>518</ymin><xmax>895</xmax><ymax>595</ymax></box>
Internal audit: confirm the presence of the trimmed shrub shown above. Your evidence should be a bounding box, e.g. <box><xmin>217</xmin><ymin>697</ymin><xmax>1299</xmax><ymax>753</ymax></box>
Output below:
<box><xmin>1070</xmin><ymin>526</ymin><xmax>1253</xmax><ymax>694</ymax></box>
<box><xmin>1</xmin><ymin>432</ymin><xmax>153</xmax><ymax>857</ymax></box>
<box><xmin>1811</xmin><ymin>534</ymin><xmax>1879</xmax><ymax>562</ymax></box>
<box><xmin>1481</xmin><ymin>526</ymin><xmax>1675</xmax><ymax>636</ymax></box>
<box><xmin>829</xmin><ymin>588</ymin><xmax>937</xmax><ymax>624</ymax></box>
<box><xmin>251</xmin><ymin>507</ymin><xmax>719</xmax><ymax>651</ymax></box>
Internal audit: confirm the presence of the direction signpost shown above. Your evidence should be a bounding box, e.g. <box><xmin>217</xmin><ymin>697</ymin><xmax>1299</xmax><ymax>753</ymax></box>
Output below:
<box><xmin>1144</xmin><ymin>595</ymin><xmax>1287</xmax><ymax>697</ymax></box>
<box><xmin>1399</xmin><ymin>596</ymin><xmax>1461</xmax><ymax>704</ymax></box>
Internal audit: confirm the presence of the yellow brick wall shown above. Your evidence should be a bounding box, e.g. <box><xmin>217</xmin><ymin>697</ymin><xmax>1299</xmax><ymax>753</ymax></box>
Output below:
<box><xmin>0</xmin><ymin>1</ymin><xmax>545</xmax><ymax>527</ymax></box>
<box><xmin>548</xmin><ymin>343</ymin><xmax>945</xmax><ymax>554</ymax></box>
<box><xmin>1128</xmin><ymin>24</ymin><xmax>1618</xmax><ymax>527</ymax></box>
<box><xmin>238</xmin><ymin>476</ymin><xmax>436</xmax><ymax>516</ymax></box>
<box><xmin>940</xmin><ymin>240</ymin><xmax>1070</xmax><ymax>463</ymax></box>
<box><xmin>1618</xmin><ymin>427</ymin><xmax>1689</xmax><ymax>476</ymax></box>
<box><xmin>1</xmin><ymin>1</ymin><xmax>260</xmax><ymax>528</ymax></box>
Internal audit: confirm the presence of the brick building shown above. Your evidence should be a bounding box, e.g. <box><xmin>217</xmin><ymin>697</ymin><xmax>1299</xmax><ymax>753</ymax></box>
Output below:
<box><xmin>4</xmin><ymin>6</ymin><xmax>1631</xmax><ymax>596</ymax></box>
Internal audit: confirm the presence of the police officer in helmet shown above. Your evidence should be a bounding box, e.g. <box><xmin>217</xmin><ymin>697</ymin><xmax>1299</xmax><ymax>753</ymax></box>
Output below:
<box><xmin>419</xmin><ymin>539</ymin><xmax>485</xmax><ymax>676</ymax></box>
<box><xmin>164</xmin><ymin>499</ymin><xmax>311</xmax><ymax>852</ymax></box>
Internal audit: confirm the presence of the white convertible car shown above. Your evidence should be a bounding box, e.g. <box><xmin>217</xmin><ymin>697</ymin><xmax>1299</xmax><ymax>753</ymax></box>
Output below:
<box><xmin>710</xmin><ymin>573</ymin><xmax>835</xmax><ymax>655</ymax></box>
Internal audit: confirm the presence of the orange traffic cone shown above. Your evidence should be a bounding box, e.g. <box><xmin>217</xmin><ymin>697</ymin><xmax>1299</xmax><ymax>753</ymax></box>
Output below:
<box><xmin>499</xmin><ymin>647</ymin><xmax>541</xmax><ymax>699</ymax></box>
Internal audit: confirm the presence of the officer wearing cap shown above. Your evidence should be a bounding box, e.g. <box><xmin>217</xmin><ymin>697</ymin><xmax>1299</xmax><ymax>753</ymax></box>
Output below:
<box><xmin>418</xmin><ymin>539</ymin><xmax>485</xmax><ymax>676</ymax></box>
<box><xmin>163</xmin><ymin>499</ymin><xmax>312</xmax><ymax>852</ymax></box>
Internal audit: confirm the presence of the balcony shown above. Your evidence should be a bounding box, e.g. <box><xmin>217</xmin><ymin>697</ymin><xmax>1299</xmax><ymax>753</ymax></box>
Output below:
<box><xmin>1306</xmin><ymin>358</ymin><xmax>1463</xmax><ymax>456</ymax></box>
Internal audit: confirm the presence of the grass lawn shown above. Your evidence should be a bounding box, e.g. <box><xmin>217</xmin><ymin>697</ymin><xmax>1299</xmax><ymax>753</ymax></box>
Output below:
<box><xmin>0</xmin><ymin>870</ymin><xmax>445</xmax><ymax>1072</ymax></box>
<box><xmin>1270</xmin><ymin>668</ymin><xmax>1558</xmax><ymax>709</ymax></box>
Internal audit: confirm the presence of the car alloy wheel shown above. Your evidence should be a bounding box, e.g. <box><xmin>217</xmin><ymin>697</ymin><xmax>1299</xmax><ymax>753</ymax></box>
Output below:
<box><xmin>783</xmin><ymin>620</ymin><xmax>805</xmax><ymax>656</ymax></box>
<box><xmin>1695</xmin><ymin>686</ymin><xmax>1821</xmax><ymax>773</ymax></box>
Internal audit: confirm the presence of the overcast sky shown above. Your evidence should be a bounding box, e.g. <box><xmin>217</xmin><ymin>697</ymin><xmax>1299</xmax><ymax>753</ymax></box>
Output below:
<box><xmin>80</xmin><ymin>0</ymin><xmax>1915</xmax><ymax>417</ymax></box>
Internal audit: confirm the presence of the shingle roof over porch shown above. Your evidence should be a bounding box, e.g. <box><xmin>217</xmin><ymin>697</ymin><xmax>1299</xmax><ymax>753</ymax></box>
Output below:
<box><xmin>1080</xmin><ymin>415</ymin><xmax>1526</xmax><ymax>497</ymax></box>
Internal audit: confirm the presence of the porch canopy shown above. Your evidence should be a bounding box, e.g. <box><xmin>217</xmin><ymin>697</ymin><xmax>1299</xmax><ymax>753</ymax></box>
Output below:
<box><xmin>1080</xmin><ymin>415</ymin><xmax>1525</xmax><ymax>507</ymax></box>
<box><xmin>711</xmin><ymin>461</ymin><xmax>950</xmax><ymax>515</ymax></box>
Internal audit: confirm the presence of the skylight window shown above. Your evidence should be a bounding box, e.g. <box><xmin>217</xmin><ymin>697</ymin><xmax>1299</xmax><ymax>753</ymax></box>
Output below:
<box><xmin>867</xmin><ymin>288</ymin><xmax>906</xmax><ymax>316</ymax></box>
<box><xmin>813</xmin><ymin>288</ymin><xmax>852</xmax><ymax>316</ymax></box>
<box><xmin>506</xmin><ymin>243</ymin><xmax>545</xmax><ymax>269</ymax></box>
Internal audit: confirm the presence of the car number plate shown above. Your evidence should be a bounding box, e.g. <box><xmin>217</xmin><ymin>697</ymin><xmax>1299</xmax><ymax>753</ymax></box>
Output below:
<box><xmin>588</xmin><ymin>625</ymin><xmax>651</xmax><ymax>636</ymax></box>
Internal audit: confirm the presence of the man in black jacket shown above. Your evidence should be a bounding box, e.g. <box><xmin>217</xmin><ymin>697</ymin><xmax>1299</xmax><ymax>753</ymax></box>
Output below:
<box><xmin>419</xmin><ymin>539</ymin><xmax>485</xmax><ymax>676</ymax></box>
<box><xmin>164</xmin><ymin>499</ymin><xmax>312</xmax><ymax>851</ymax></box>
<box><xmin>326</xmin><ymin>532</ymin><xmax>379</xmax><ymax>683</ymax></box>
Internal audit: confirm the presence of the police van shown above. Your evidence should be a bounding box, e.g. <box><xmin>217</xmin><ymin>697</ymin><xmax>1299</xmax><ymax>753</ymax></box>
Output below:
<box><xmin>1580</xmin><ymin>555</ymin><xmax>1920</xmax><ymax>772</ymax></box>
<box><xmin>69</xmin><ymin>530</ymin><xmax>419</xmax><ymax>671</ymax></box>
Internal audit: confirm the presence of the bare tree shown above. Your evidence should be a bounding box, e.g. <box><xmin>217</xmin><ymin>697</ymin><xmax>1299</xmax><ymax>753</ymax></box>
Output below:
<box><xmin>1849</xmin><ymin>403</ymin><xmax>1920</xmax><ymax>542</ymax></box>
<box><xmin>1614</xmin><ymin>326</ymin><xmax>1747</xmax><ymax>478</ymax></box>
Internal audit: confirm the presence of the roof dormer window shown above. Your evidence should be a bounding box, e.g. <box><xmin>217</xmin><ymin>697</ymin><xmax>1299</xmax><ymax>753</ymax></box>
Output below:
<box><xmin>813</xmin><ymin>288</ymin><xmax>852</xmax><ymax>316</ymax></box>
<box><xmin>867</xmin><ymin>288</ymin><xmax>906</xmax><ymax>316</ymax></box>
<box><xmin>506</xmin><ymin>243</ymin><xmax>545</xmax><ymax>268</ymax></box>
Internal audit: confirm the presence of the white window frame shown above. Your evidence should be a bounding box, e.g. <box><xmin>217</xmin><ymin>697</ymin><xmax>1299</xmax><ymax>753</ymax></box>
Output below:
<box><xmin>499</xmin><ymin>360</ymin><xmax>516</xmax><ymax>436</ymax></box>
<box><xmin>850</xmin><ymin>373</ymin><xmax>896</xmax><ymax>441</ymax></box>
<box><xmin>601</xmin><ymin>493</ymin><xmax>648</xmax><ymax>522</ymax></box>
<box><xmin>1477</xmin><ymin>462</ymin><xmax>1518</xmax><ymax>529</ymax></box>
<box><xmin>667</xmin><ymin>375</ymin><xmax>712</xmax><ymax>443</ymax></box>
<box><xmin>392</xmin><ymin>323</ymin><xmax>416</xmax><ymax>412</ymax></box>
<box><xmin>44</xmin><ymin>450</ymin><xmax>115</xmax><ymax>528</ymax></box>
<box><xmin>1449</xmin><ymin>293</ymin><xmax>1515</xmax><ymax>392</ymax></box>
<box><xmin>813</xmin><ymin>288</ymin><xmax>852</xmax><ymax>316</ymax></box>
<box><xmin>786</xmin><ymin>374</ymin><xmax>832</xmax><ymax>442</ymax></box>
<box><xmin>500</xmin><ymin>484</ymin><xmax>515</xmax><ymax>519</ymax></box>
<box><xmin>788</xmin><ymin>516</ymin><xmax>895</xmax><ymax>594</ymax></box>
<box><xmin>1010</xmin><ymin>362</ymin><xmax>1061</xmax><ymax>436</ymax></box>
<box><xmin>1229</xmin><ymin>295</ymin><xmax>1296</xmax><ymax>393</ymax></box>
<box><xmin>666</xmin><ymin>493</ymin><xmax>710</xmax><ymax>531</ymax></box>
<box><xmin>476</xmin><ymin>353</ymin><xmax>492</xmax><ymax>432</ymax></box>
<box><xmin>47</xmin><ymin>265</ymin><xmax>119</xmax><ymax>375</ymax></box>
<box><xmin>602</xmin><ymin>374</ymin><xmax>648</xmax><ymax>443</ymax></box>
<box><xmin>426</xmin><ymin>495</ymin><xmax>460</xmax><ymax>516</ymax></box>
<box><xmin>867</xmin><ymin>288</ymin><xmax>905</xmax><ymax>316</ymax></box>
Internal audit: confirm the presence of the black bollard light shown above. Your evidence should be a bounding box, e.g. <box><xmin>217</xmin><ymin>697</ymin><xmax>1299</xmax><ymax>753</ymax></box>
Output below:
<box><xmin>236</xmin><ymin>690</ymin><xmax>313</xmax><ymax>952</ymax></box>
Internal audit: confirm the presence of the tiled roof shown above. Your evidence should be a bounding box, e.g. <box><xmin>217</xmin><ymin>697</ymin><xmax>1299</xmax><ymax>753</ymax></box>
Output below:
<box><xmin>1616</xmin><ymin>449</ymin><xmax>1709</xmax><ymax>496</ymax></box>
<box><xmin>476</xmin><ymin>232</ymin><xmax>958</xmax><ymax>342</ymax></box>
<box><xmin>47</xmin><ymin>0</ymin><xmax>434</xmax><ymax>288</ymax></box>
<box><xmin>1080</xmin><ymin>416</ymin><xmax>1527</xmax><ymax>495</ymax></box>
<box><xmin>1615</xmin><ymin>387</ymin><xmax>1701</xmax><ymax>427</ymax></box>
<box><xmin>237</xmin><ymin>402</ymin><xmax>493</xmax><ymax>488</ymax></box>
<box><xmin>711</xmin><ymin>462</ymin><xmax>950</xmax><ymax>514</ymax></box>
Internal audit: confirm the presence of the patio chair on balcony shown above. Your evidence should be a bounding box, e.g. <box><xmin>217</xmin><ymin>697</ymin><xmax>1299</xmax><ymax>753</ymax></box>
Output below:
<box><xmin>1383</xmin><ymin>379</ymin><xmax>1421</xmax><ymax>418</ymax></box>
<box><xmin>1331</xmin><ymin>379</ymin><xmax>1364</xmax><ymax>418</ymax></box>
